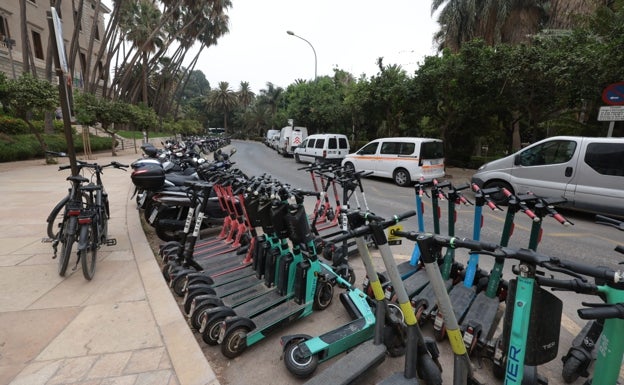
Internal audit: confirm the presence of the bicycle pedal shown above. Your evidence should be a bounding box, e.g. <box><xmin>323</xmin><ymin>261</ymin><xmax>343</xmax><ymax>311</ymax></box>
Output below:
<box><xmin>41</xmin><ymin>237</ymin><xmax>54</xmax><ymax>243</ymax></box>
<box><xmin>106</xmin><ymin>238</ymin><xmax>117</xmax><ymax>246</ymax></box>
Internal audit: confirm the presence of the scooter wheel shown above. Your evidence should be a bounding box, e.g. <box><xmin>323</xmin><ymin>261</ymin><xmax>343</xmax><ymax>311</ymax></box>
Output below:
<box><xmin>417</xmin><ymin>354</ymin><xmax>442</xmax><ymax>385</ymax></box>
<box><xmin>313</xmin><ymin>280</ymin><xmax>334</xmax><ymax>310</ymax></box>
<box><xmin>201</xmin><ymin>316</ymin><xmax>224</xmax><ymax>346</ymax></box>
<box><xmin>191</xmin><ymin>302</ymin><xmax>216</xmax><ymax>332</ymax></box>
<box><xmin>171</xmin><ymin>273</ymin><xmax>188</xmax><ymax>297</ymax></box>
<box><xmin>221</xmin><ymin>325</ymin><xmax>249</xmax><ymax>358</ymax></box>
<box><xmin>561</xmin><ymin>356</ymin><xmax>583</xmax><ymax>383</ymax></box>
<box><xmin>284</xmin><ymin>339</ymin><xmax>319</xmax><ymax>378</ymax></box>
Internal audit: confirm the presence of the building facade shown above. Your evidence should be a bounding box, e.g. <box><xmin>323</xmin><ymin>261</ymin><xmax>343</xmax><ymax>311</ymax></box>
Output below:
<box><xmin>0</xmin><ymin>0</ymin><xmax>109</xmax><ymax>92</ymax></box>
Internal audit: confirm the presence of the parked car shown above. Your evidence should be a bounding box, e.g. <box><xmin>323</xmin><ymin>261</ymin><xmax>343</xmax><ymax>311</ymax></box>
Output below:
<box><xmin>471</xmin><ymin>136</ymin><xmax>624</xmax><ymax>217</ymax></box>
<box><xmin>277</xmin><ymin>126</ymin><xmax>308</xmax><ymax>156</ymax></box>
<box><xmin>293</xmin><ymin>133</ymin><xmax>350</xmax><ymax>164</ymax></box>
<box><xmin>341</xmin><ymin>137</ymin><xmax>445</xmax><ymax>186</ymax></box>
<box><xmin>265</xmin><ymin>129</ymin><xmax>280</xmax><ymax>147</ymax></box>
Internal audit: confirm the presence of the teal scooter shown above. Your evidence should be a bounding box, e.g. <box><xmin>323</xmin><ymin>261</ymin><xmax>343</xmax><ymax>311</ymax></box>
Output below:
<box><xmin>279</xmin><ymin>211</ymin><xmax>410</xmax><ymax>380</ymax></box>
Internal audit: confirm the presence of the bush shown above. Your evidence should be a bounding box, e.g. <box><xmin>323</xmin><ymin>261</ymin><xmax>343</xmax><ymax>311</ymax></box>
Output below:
<box><xmin>0</xmin><ymin>115</ymin><xmax>29</xmax><ymax>135</ymax></box>
<box><xmin>0</xmin><ymin>133</ymin><xmax>116</xmax><ymax>162</ymax></box>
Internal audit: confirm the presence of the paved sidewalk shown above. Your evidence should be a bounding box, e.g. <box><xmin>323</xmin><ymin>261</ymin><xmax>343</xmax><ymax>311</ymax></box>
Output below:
<box><xmin>0</xmin><ymin>150</ymin><xmax>219</xmax><ymax>385</ymax></box>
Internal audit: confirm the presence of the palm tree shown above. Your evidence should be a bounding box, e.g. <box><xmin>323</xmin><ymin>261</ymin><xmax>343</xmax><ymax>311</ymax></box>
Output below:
<box><xmin>257</xmin><ymin>82</ymin><xmax>284</xmax><ymax>128</ymax></box>
<box><xmin>237</xmin><ymin>81</ymin><xmax>255</xmax><ymax>110</ymax></box>
<box><xmin>206</xmin><ymin>81</ymin><xmax>238</xmax><ymax>133</ymax></box>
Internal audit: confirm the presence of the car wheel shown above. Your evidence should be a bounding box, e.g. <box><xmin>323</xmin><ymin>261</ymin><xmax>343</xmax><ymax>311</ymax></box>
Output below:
<box><xmin>294</xmin><ymin>154</ymin><xmax>301</xmax><ymax>163</ymax></box>
<box><xmin>343</xmin><ymin>161</ymin><xmax>355</xmax><ymax>174</ymax></box>
<box><xmin>393</xmin><ymin>168</ymin><xmax>411</xmax><ymax>187</ymax></box>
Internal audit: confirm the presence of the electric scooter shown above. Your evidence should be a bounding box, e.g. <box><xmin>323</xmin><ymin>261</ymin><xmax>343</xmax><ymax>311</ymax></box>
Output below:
<box><xmin>213</xmin><ymin>190</ymin><xmax>336</xmax><ymax>358</ymax></box>
<box><xmin>279</xmin><ymin>210</ymin><xmax>413</xmax><ymax>382</ymax></box>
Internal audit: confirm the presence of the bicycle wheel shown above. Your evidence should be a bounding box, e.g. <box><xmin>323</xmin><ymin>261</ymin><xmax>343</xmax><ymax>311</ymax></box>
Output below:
<box><xmin>59</xmin><ymin>217</ymin><xmax>77</xmax><ymax>276</ymax></box>
<box><xmin>80</xmin><ymin>221</ymin><xmax>98</xmax><ymax>280</ymax></box>
<box><xmin>47</xmin><ymin>196</ymin><xmax>69</xmax><ymax>239</ymax></box>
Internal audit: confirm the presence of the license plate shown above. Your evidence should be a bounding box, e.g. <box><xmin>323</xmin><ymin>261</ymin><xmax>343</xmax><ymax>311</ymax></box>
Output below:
<box><xmin>199</xmin><ymin>313</ymin><xmax>208</xmax><ymax>334</ymax></box>
<box><xmin>217</xmin><ymin>322</ymin><xmax>226</xmax><ymax>344</ymax></box>
<box><xmin>148</xmin><ymin>208</ymin><xmax>158</xmax><ymax>224</ymax></box>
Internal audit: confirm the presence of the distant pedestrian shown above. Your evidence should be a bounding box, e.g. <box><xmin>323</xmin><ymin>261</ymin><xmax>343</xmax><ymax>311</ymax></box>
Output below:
<box><xmin>55</xmin><ymin>107</ymin><xmax>62</xmax><ymax>120</ymax></box>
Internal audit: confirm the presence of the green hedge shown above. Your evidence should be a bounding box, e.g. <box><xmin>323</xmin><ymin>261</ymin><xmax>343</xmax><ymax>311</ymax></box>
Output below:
<box><xmin>0</xmin><ymin>115</ymin><xmax>68</xmax><ymax>135</ymax></box>
<box><xmin>0</xmin><ymin>133</ymin><xmax>115</xmax><ymax>162</ymax></box>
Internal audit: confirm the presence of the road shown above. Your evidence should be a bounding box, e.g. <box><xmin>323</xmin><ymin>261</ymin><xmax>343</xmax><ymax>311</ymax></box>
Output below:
<box><xmin>202</xmin><ymin>139</ymin><xmax>624</xmax><ymax>385</ymax></box>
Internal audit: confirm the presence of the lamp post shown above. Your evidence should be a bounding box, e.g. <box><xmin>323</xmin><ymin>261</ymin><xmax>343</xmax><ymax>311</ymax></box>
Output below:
<box><xmin>286</xmin><ymin>30</ymin><xmax>317</xmax><ymax>81</ymax></box>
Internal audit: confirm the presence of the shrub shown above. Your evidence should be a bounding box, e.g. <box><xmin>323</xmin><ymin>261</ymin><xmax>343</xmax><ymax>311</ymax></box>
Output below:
<box><xmin>0</xmin><ymin>115</ymin><xmax>29</xmax><ymax>135</ymax></box>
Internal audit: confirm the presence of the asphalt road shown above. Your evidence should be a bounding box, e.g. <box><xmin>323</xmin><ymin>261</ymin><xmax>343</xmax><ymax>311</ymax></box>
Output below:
<box><xmin>194</xmin><ymin>139</ymin><xmax>624</xmax><ymax>385</ymax></box>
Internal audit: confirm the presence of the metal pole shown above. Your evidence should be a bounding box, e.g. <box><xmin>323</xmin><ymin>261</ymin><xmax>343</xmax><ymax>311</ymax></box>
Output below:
<box><xmin>286</xmin><ymin>30</ymin><xmax>317</xmax><ymax>81</ymax></box>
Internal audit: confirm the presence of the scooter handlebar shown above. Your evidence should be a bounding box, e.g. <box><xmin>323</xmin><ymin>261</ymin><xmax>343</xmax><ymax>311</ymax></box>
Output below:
<box><xmin>578</xmin><ymin>303</ymin><xmax>624</xmax><ymax>320</ymax></box>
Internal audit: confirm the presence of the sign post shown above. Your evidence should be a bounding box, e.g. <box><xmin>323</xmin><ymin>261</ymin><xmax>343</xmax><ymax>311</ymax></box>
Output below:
<box><xmin>47</xmin><ymin>7</ymin><xmax>79</xmax><ymax>174</ymax></box>
<box><xmin>600</xmin><ymin>82</ymin><xmax>624</xmax><ymax>137</ymax></box>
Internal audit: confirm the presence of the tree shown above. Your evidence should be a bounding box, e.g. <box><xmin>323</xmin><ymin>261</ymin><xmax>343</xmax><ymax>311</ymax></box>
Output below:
<box><xmin>257</xmin><ymin>82</ymin><xmax>284</xmax><ymax>129</ymax></box>
<box><xmin>206</xmin><ymin>81</ymin><xmax>238</xmax><ymax>133</ymax></box>
<box><xmin>237</xmin><ymin>81</ymin><xmax>255</xmax><ymax>110</ymax></box>
<box><xmin>7</xmin><ymin>74</ymin><xmax>58</xmax><ymax>159</ymax></box>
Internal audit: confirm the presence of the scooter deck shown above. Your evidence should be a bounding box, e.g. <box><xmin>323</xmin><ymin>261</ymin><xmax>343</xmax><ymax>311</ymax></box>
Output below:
<box><xmin>446</xmin><ymin>284</ymin><xmax>478</xmax><ymax>323</ymax></box>
<box><xmin>208</xmin><ymin>266</ymin><xmax>258</xmax><ymax>286</ymax></box>
<box><xmin>303</xmin><ymin>340</ymin><xmax>386</xmax><ymax>385</ymax></box>
<box><xmin>413</xmin><ymin>278</ymin><xmax>454</xmax><ymax>321</ymax></box>
<box><xmin>245</xmin><ymin>299</ymin><xmax>311</xmax><ymax>341</ymax></box>
<box><xmin>461</xmin><ymin>292</ymin><xmax>501</xmax><ymax>346</ymax></box>
<box><xmin>225</xmin><ymin>288</ymin><xmax>288</xmax><ymax>316</ymax></box>
<box><xmin>378</xmin><ymin>371</ymin><xmax>420</xmax><ymax>385</ymax></box>
<box><xmin>212</xmin><ymin>275</ymin><xmax>266</xmax><ymax>298</ymax></box>
<box><xmin>403</xmin><ymin>269</ymin><xmax>429</xmax><ymax>297</ymax></box>
<box><xmin>394</xmin><ymin>261</ymin><xmax>420</xmax><ymax>279</ymax></box>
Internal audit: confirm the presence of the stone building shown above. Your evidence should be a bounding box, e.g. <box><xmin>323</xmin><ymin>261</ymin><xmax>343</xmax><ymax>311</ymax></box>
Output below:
<box><xmin>0</xmin><ymin>0</ymin><xmax>109</xmax><ymax>92</ymax></box>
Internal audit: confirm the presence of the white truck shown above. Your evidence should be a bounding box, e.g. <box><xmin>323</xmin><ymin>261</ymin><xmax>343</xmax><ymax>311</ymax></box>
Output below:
<box><xmin>277</xmin><ymin>126</ymin><xmax>307</xmax><ymax>156</ymax></box>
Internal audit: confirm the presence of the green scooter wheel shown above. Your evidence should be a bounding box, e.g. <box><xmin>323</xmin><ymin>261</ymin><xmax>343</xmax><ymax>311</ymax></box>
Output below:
<box><xmin>284</xmin><ymin>338</ymin><xmax>319</xmax><ymax>378</ymax></box>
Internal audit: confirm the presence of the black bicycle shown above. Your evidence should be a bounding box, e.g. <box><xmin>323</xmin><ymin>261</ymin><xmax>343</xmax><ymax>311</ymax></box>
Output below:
<box><xmin>45</xmin><ymin>151</ymin><xmax>128</xmax><ymax>279</ymax></box>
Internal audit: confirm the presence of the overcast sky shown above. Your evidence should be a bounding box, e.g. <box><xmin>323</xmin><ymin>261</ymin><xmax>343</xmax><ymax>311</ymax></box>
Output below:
<box><xmin>191</xmin><ymin>1</ymin><xmax>441</xmax><ymax>93</ymax></box>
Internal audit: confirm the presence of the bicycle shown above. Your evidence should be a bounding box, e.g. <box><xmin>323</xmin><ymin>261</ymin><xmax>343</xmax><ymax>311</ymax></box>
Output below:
<box><xmin>44</xmin><ymin>151</ymin><xmax>128</xmax><ymax>279</ymax></box>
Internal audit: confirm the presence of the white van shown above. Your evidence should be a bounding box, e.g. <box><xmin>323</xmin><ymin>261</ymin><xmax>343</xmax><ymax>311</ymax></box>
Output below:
<box><xmin>471</xmin><ymin>136</ymin><xmax>624</xmax><ymax>216</ymax></box>
<box><xmin>265</xmin><ymin>129</ymin><xmax>280</xmax><ymax>147</ymax></box>
<box><xmin>278</xmin><ymin>126</ymin><xmax>308</xmax><ymax>156</ymax></box>
<box><xmin>341</xmin><ymin>137</ymin><xmax>445</xmax><ymax>186</ymax></box>
<box><xmin>293</xmin><ymin>133</ymin><xmax>350</xmax><ymax>164</ymax></box>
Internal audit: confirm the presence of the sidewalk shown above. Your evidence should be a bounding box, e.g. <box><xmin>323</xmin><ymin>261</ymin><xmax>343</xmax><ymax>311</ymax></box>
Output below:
<box><xmin>0</xmin><ymin>150</ymin><xmax>219</xmax><ymax>385</ymax></box>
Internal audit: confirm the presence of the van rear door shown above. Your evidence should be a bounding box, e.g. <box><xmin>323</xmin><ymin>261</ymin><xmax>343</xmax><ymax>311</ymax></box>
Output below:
<box><xmin>510</xmin><ymin>138</ymin><xmax>579</xmax><ymax>199</ymax></box>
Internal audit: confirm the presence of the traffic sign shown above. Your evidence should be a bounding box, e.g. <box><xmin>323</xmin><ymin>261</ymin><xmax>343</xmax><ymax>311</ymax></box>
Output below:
<box><xmin>601</xmin><ymin>82</ymin><xmax>624</xmax><ymax>105</ymax></box>
<box><xmin>597</xmin><ymin>106</ymin><xmax>624</xmax><ymax>121</ymax></box>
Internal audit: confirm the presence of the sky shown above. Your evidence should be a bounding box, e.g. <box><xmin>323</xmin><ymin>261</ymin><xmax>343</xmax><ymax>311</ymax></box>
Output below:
<box><xmin>191</xmin><ymin>1</ymin><xmax>441</xmax><ymax>93</ymax></box>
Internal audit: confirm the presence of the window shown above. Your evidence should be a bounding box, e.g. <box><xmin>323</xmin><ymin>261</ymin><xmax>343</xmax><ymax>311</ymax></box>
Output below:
<box><xmin>306</xmin><ymin>139</ymin><xmax>315</xmax><ymax>149</ymax></box>
<box><xmin>314</xmin><ymin>139</ymin><xmax>325</xmax><ymax>149</ymax></box>
<box><xmin>0</xmin><ymin>15</ymin><xmax>7</xmax><ymax>42</ymax></box>
<box><xmin>380</xmin><ymin>142</ymin><xmax>415</xmax><ymax>155</ymax></box>
<box><xmin>328</xmin><ymin>138</ymin><xmax>337</xmax><ymax>150</ymax></box>
<box><xmin>94</xmin><ymin>24</ymin><xmax>100</xmax><ymax>40</ymax></box>
<box><xmin>338</xmin><ymin>137</ymin><xmax>348</xmax><ymax>149</ymax></box>
<box><xmin>518</xmin><ymin>140</ymin><xmax>576</xmax><ymax>167</ymax></box>
<box><xmin>31</xmin><ymin>31</ymin><xmax>44</xmax><ymax>60</ymax></box>
<box><xmin>421</xmin><ymin>141</ymin><xmax>444</xmax><ymax>159</ymax></box>
<box><xmin>358</xmin><ymin>142</ymin><xmax>378</xmax><ymax>155</ymax></box>
<box><xmin>585</xmin><ymin>143</ymin><xmax>624</xmax><ymax>176</ymax></box>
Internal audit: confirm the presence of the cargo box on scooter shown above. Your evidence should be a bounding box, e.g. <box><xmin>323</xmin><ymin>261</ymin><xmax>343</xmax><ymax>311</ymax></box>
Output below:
<box><xmin>131</xmin><ymin>164</ymin><xmax>165</xmax><ymax>189</ymax></box>
<box><xmin>141</xmin><ymin>143</ymin><xmax>159</xmax><ymax>158</ymax></box>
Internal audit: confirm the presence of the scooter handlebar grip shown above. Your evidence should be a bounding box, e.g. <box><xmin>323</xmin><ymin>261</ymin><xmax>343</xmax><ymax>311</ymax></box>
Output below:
<box><xmin>552</xmin><ymin>212</ymin><xmax>571</xmax><ymax>226</ymax></box>
<box><xmin>449</xmin><ymin>237</ymin><xmax>499</xmax><ymax>252</ymax></box>
<box><xmin>578</xmin><ymin>304</ymin><xmax>624</xmax><ymax>320</ymax></box>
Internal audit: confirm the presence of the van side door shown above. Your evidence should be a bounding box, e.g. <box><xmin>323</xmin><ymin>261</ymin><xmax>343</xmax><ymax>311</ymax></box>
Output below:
<box><xmin>510</xmin><ymin>138</ymin><xmax>579</xmax><ymax>199</ymax></box>
<box><xmin>351</xmin><ymin>141</ymin><xmax>380</xmax><ymax>173</ymax></box>
<box><xmin>376</xmin><ymin>141</ymin><xmax>411</xmax><ymax>178</ymax></box>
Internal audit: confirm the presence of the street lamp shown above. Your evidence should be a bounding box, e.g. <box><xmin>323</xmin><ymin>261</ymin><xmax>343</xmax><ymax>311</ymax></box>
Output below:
<box><xmin>286</xmin><ymin>30</ymin><xmax>317</xmax><ymax>81</ymax></box>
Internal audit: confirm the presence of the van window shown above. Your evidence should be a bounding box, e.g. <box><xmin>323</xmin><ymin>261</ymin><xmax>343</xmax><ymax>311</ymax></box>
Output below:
<box><xmin>380</xmin><ymin>142</ymin><xmax>415</xmax><ymax>155</ymax></box>
<box><xmin>307</xmin><ymin>139</ymin><xmax>316</xmax><ymax>148</ymax></box>
<box><xmin>518</xmin><ymin>140</ymin><xmax>576</xmax><ymax>166</ymax></box>
<box><xmin>315</xmin><ymin>139</ymin><xmax>325</xmax><ymax>149</ymax></box>
<box><xmin>358</xmin><ymin>142</ymin><xmax>379</xmax><ymax>155</ymax></box>
<box><xmin>585</xmin><ymin>143</ymin><xmax>624</xmax><ymax>176</ymax></box>
<box><xmin>338</xmin><ymin>137</ymin><xmax>348</xmax><ymax>149</ymax></box>
<box><xmin>328</xmin><ymin>138</ymin><xmax>337</xmax><ymax>149</ymax></box>
<box><xmin>420</xmin><ymin>141</ymin><xmax>444</xmax><ymax>159</ymax></box>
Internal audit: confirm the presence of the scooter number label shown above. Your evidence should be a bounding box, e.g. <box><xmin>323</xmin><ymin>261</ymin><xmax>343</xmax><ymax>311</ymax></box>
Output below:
<box><xmin>199</xmin><ymin>313</ymin><xmax>208</xmax><ymax>334</ymax></box>
<box><xmin>218</xmin><ymin>323</ymin><xmax>226</xmax><ymax>344</ymax></box>
<box><xmin>148</xmin><ymin>208</ymin><xmax>158</xmax><ymax>224</ymax></box>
